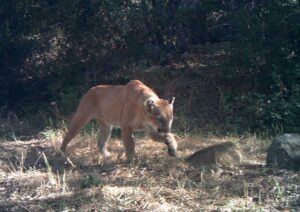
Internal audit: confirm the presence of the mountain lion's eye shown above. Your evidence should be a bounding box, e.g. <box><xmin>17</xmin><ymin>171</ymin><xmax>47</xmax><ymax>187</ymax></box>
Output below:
<box><xmin>158</xmin><ymin>116</ymin><xmax>165</xmax><ymax>124</ymax></box>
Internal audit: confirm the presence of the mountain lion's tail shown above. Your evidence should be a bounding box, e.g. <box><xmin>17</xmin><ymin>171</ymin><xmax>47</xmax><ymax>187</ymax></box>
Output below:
<box><xmin>49</xmin><ymin>102</ymin><xmax>74</xmax><ymax>121</ymax></box>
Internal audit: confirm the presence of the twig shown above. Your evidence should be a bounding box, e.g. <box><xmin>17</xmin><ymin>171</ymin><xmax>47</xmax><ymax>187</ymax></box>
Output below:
<box><xmin>42</xmin><ymin>153</ymin><xmax>56</xmax><ymax>185</ymax></box>
<box><xmin>57</xmin><ymin>148</ymin><xmax>76</xmax><ymax>168</ymax></box>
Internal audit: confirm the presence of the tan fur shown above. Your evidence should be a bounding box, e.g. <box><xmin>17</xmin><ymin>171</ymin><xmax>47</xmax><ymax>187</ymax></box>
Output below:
<box><xmin>51</xmin><ymin>80</ymin><xmax>177</xmax><ymax>162</ymax></box>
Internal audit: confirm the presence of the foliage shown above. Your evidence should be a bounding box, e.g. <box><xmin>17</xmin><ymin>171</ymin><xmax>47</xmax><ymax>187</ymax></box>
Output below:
<box><xmin>79</xmin><ymin>175</ymin><xmax>102</xmax><ymax>189</ymax></box>
<box><xmin>0</xmin><ymin>0</ymin><xmax>299</xmax><ymax>133</ymax></box>
<box><xmin>223</xmin><ymin>0</ymin><xmax>300</xmax><ymax>132</ymax></box>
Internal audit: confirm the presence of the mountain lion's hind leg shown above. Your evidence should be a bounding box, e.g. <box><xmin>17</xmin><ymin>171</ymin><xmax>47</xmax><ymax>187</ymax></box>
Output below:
<box><xmin>60</xmin><ymin>113</ymin><xmax>91</xmax><ymax>153</ymax></box>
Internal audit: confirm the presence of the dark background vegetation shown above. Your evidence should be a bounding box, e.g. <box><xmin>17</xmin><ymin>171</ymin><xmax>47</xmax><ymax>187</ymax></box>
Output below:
<box><xmin>1</xmin><ymin>0</ymin><xmax>299</xmax><ymax>135</ymax></box>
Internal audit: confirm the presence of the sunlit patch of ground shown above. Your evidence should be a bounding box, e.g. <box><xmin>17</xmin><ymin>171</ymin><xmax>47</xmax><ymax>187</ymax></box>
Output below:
<box><xmin>0</xmin><ymin>132</ymin><xmax>299</xmax><ymax>211</ymax></box>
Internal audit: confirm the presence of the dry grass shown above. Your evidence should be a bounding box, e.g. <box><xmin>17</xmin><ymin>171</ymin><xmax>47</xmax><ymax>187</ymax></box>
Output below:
<box><xmin>0</xmin><ymin>131</ymin><xmax>299</xmax><ymax>211</ymax></box>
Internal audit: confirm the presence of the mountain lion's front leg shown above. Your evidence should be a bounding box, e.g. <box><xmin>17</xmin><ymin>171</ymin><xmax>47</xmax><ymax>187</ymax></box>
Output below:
<box><xmin>121</xmin><ymin>127</ymin><xmax>135</xmax><ymax>163</ymax></box>
<box><xmin>148</xmin><ymin>132</ymin><xmax>177</xmax><ymax>157</ymax></box>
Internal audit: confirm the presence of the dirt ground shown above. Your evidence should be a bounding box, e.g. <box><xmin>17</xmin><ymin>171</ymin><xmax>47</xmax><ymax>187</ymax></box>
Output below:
<box><xmin>0</xmin><ymin>132</ymin><xmax>299</xmax><ymax>211</ymax></box>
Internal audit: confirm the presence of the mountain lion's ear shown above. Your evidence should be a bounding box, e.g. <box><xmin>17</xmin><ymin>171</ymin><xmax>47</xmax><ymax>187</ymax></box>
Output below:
<box><xmin>169</xmin><ymin>97</ymin><xmax>175</xmax><ymax>105</ymax></box>
<box><xmin>144</xmin><ymin>97</ymin><xmax>157</xmax><ymax>113</ymax></box>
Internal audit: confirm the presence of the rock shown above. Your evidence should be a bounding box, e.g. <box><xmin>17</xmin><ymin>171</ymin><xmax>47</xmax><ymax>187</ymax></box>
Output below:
<box><xmin>266</xmin><ymin>134</ymin><xmax>300</xmax><ymax>171</ymax></box>
<box><xmin>187</xmin><ymin>142</ymin><xmax>242</xmax><ymax>168</ymax></box>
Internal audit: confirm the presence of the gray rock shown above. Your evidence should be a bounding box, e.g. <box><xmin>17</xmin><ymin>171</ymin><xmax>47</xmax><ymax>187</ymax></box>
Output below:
<box><xmin>266</xmin><ymin>134</ymin><xmax>300</xmax><ymax>171</ymax></box>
